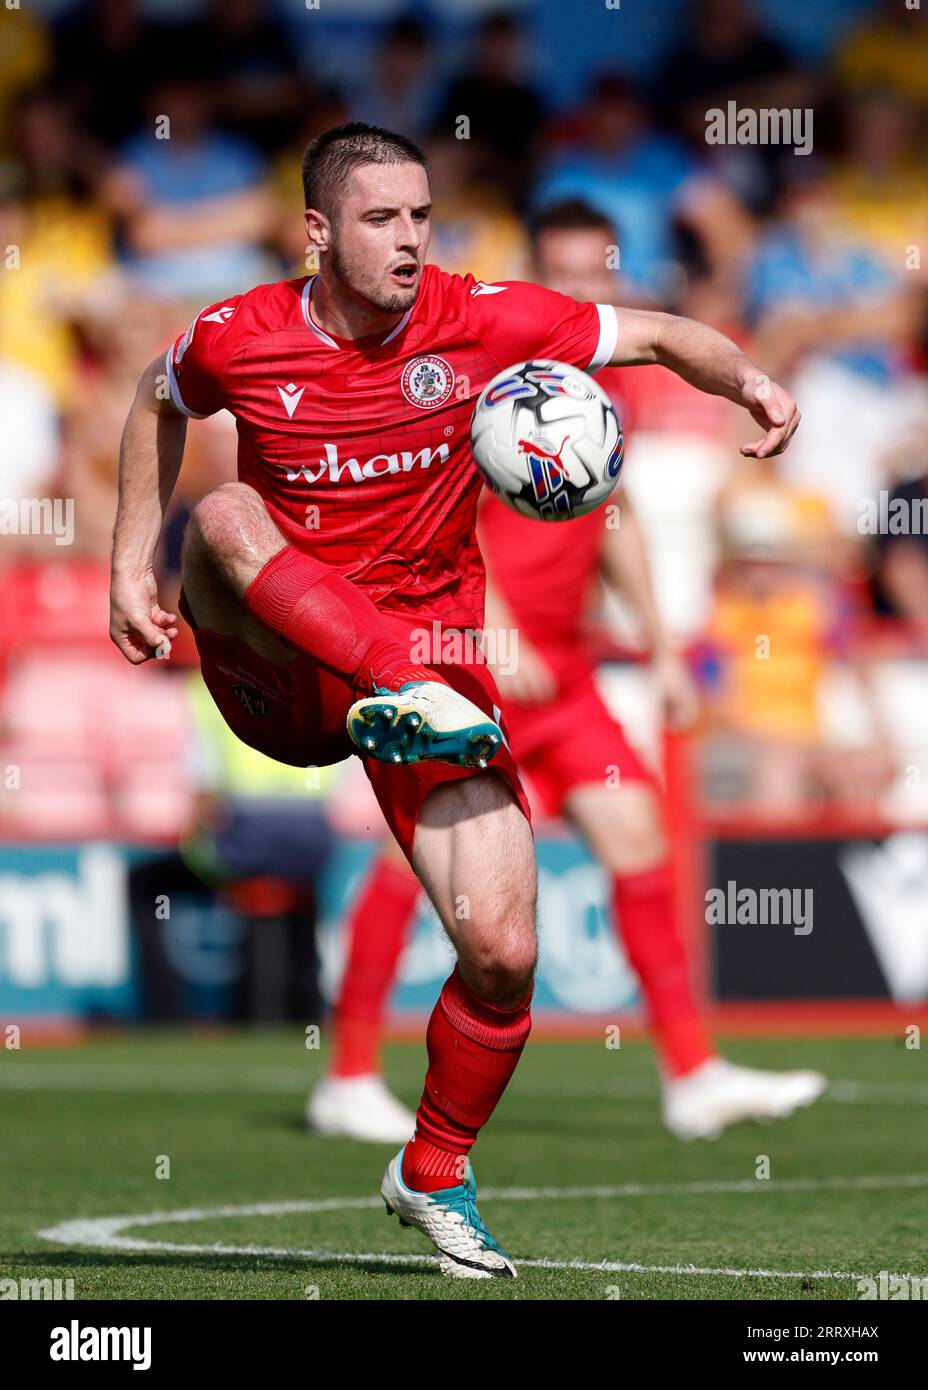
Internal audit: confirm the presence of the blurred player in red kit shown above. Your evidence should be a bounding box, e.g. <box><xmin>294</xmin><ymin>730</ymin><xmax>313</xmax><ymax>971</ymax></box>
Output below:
<box><xmin>111</xmin><ymin>125</ymin><xmax>802</xmax><ymax>1279</ymax></box>
<box><xmin>311</xmin><ymin>201</ymin><xmax>825</xmax><ymax>1149</ymax></box>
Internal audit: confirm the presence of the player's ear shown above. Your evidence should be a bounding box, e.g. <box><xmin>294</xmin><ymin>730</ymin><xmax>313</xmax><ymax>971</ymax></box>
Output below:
<box><xmin>304</xmin><ymin>207</ymin><xmax>329</xmax><ymax>254</ymax></box>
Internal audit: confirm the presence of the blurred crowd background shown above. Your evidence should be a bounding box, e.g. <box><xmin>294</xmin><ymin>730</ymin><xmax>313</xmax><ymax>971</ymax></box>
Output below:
<box><xmin>2</xmin><ymin>0</ymin><xmax>928</xmax><ymax>859</ymax></box>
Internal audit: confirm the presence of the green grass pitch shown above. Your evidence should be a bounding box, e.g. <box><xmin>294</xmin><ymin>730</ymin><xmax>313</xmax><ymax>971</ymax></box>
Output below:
<box><xmin>2</xmin><ymin>1030</ymin><xmax>926</xmax><ymax>1300</ymax></box>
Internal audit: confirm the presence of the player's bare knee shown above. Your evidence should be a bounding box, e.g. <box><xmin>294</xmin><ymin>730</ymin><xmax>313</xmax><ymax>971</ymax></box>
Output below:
<box><xmin>464</xmin><ymin>947</ymin><xmax>535</xmax><ymax>1009</ymax></box>
<box><xmin>185</xmin><ymin>482</ymin><xmax>285</xmax><ymax>591</ymax></box>
<box><xmin>459</xmin><ymin>894</ymin><xmax>536</xmax><ymax>1004</ymax></box>
<box><xmin>487</xmin><ymin>932</ymin><xmax>536</xmax><ymax>998</ymax></box>
<box><xmin>186</xmin><ymin>482</ymin><xmax>268</xmax><ymax>558</ymax></box>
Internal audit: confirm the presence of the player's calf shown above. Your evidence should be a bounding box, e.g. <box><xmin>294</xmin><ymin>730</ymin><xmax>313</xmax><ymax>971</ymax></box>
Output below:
<box><xmin>413</xmin><ymin>774</ymin><xmax>537</xmax><ymax>1003</ymax></box>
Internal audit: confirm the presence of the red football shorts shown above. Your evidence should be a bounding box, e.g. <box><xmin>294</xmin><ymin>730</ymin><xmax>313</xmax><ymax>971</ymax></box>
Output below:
<box><xmin>180</xmin><ymin>593</ymin><xmax>530</xmax><ymax>859</ymax></box>
<box><xmin>504</xmin><ymin>671</ymin><xmax>655</xmax><ymax>819</ymax></box>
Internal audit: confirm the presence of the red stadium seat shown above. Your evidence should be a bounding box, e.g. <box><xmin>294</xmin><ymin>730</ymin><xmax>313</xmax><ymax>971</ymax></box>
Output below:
<box><xmin>0</xmin><ymin>561</ymin><xmax>113</xmax><ymax>657</ymax></box>
<box><xmin>0</xmin><ymin>634</ymin><xmax>194</xmax><ymax>836</ymax></box>
<box><xmin>0</xmin><ymin>754</ymin><xmax>111</xmax><ymax>838</ymax></box>
<box><xmin>116</xmin><ymin>760</ymin><xmax>194</xmax><ymax>839</ymax></box>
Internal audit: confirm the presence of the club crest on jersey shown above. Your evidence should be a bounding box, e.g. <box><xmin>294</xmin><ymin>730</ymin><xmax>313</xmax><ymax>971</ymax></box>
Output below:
<box><xmin>401</xmin><ymin>355</ymin><xmax>454</xmax><ymax>410</ymax></box>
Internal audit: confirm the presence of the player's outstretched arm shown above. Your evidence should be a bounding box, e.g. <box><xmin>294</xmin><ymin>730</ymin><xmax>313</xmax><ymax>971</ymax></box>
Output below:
<box><xmin>110</xmin><ymin>354</ymin><xmax>186</xmax><ymax>664</ymax></box>
<box><xmin>608</xmin><ymin>306</ymin><xmax>800</xmax><ymax>459</ymax></box>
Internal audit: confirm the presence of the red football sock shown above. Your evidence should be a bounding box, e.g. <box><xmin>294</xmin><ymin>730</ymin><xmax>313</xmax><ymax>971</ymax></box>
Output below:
<box><xmin>402</xmin><ymin>966</ymin><xmax>533</xmax><ymax>1193</ymax></box>
<box><xmin>331</xmin><ymin>854</ymin><xmax>421</xmax><ymax>1079</ymax></box>
<box><xmin>612</xmin><ymin>863</ymin><xmax>715</xmax><ymax>1080</ymax></box>
<box><xmin>244</xmin><ymin>545</ymin><xmax>440</xmax><ymax>695</ymax></box>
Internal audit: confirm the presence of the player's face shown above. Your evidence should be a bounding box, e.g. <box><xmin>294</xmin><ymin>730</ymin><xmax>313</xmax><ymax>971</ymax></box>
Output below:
<box><xmin>329</xmin><ymin>162</ymin><xmax>431</xmax><ymax>315</ymax></box>
<box><xmin>532</xmin><ymin>228</ymin><xmax>618</xmax><ymax>305</ymax></box>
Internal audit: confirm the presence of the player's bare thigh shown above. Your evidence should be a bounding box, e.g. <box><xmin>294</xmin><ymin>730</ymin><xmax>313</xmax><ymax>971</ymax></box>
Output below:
<box><xmin>411</xmin><ymin>771</ymin><xmax>537</xmax><ymax>1008</ymax></box>
<box><xmin>565</xmin><ymin>781</ymin><xmax>668</xmax><ymax>876</ymax></box>
<box><xmin>181</xmin><ymin>481</ymin><xmax>293</xmax><ymax>668</ymax></box>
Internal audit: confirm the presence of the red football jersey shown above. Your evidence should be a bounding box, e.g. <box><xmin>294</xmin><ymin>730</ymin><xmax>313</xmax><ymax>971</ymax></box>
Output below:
<box><xmin>167</xmin><ymin>266</ymin><xmax>617</xmax><ymax>629</ymax></box>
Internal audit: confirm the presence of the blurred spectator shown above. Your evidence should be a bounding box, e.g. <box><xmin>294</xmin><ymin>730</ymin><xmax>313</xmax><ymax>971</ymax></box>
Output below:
<box><xmin>59</xmin><ymin>294</ymin><xmax>199</xmax><ymax>559</ymax></box>
<box><xmin>51</xmin><ymin>0</ymin><xmax>172</xmax><ymax>151</ymax></box>
<box><xmin>654</xmin><ymin>0</ymin><xmax>816</xmax><ymax>214</ymax></box>
<box><xmin>835</xmin><ymin>0</ymin><xmax>928</xmax><ymax>108</ymax></box>
<box><xmin>0</xmin><ymin>358</ymin><xmax>58</xmax><ymax>562</ymax></box>
<box><xmin>716</xmin><ymin>454</ymin><xmax>836</xmax><ymax>573</ymax></box>
<box><xmin>423</xmin><ymin>129</ymin><xmax>528</xmax><ymax>282</ymax></box>
<box><xmin>0</xmin><ymin>86</ymin><xmax>113</xmax><ymax>407</ymax></box>
<box><xmin>104</xmin><ymin>76</ymin><xmax>278</xmax><ymax>302</ymax></box>
<box><xmin>658</xmin><ymin>0</ymin><xmax>797</xmax><ymax>121</ymax></box>
<box><xmin>534</xmin><ymin>73</ymin><xmax>752</xmax><ymax>302</ymax></box>
<box><xmin>185</xmin><ymin>0</ymin><xmax>305</xmax><ymax>157</ymax></box>
<box><xmin>269</xmin><ymin>88</ymin><xmax>353</xmax><ymax>272</ymax></box>
<box><xmin>830</xmin><ymin>91</ymin><xmax>928</xmax><ymax>279</ymax></box>
<box><xmin>435</xmin><ymin>11</ymin><xmax>544</xmax><ymax>195</ymax></box>
<box><xmin>745</xmin><ymin>161</ymin><xmax>926</xmax><ymax>537</ymax></box>
<box><xmin>0</xmin><ymin>3</ymin><xmax>50</xmax><ymax>156</ymax></box>
<box><xmin>351</xmin><ymin>17</ymin><xmax>437</xmax><ymax>143</ymax></box>
<box><xmin>704</xmin><ymin>474</ymin><xmax>893</xmax><ymax>814</ymax></box>
<box><xmin>876</xmin><ymin>423</ymin><xmax>928</xmax><ymax>623</ymax></box>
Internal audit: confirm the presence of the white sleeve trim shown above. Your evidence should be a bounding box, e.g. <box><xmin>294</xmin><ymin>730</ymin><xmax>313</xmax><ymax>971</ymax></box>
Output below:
<box><xmin>165</xmin><ymin>346</ymin><xmax>208</xmax><ymax>420</ymax></box>
<box><xmin>587</xmin><ymin>304</ymin><xmax>618</xmax><ymax>372</ymax></box>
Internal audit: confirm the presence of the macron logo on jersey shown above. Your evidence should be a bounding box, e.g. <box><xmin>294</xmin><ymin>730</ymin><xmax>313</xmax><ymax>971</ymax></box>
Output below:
<box><xmin>470</xmin><ymin>282</ymin><xmax>508</xmax><ymax>297</ymax></box>
<box><xmin>276</xmin><ymin>382</ymin><xmax>305</xmax><ymax>419</ymax></box>
<box><xmin>201</xmin><ymin>306</ymin><xmax>235</xmax><ymax>324</ymax></box>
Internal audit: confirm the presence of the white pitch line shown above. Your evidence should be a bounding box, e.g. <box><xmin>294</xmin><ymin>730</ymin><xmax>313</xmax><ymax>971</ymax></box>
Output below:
<box><xmin>0</xmin><ymin>1064</ymin><xmax>311</xmax><ymax>1093</ymax></box>
<box><xmin>4</xmin><ymin>1066</ymin><xmax>928</xmax><ymax>1106</ymax></box>
<box><xmin>27</xmin><ymin>1235</ymin><xmax>915</xmax><ymax>1284</ymax></box>
<box><xmin>37</xmin><ymin>1176</ymin><xmax>928</xmax><ymax>1284</ymax></box>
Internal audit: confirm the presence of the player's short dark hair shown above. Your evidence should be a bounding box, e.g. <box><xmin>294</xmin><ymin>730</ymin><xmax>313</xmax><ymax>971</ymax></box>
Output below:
<box><xmin>530</xmin><ymin>199</ymin><xmax>618</xmax><ymax>245</ymax></box>
<box><xmin>301</xmin><ymin>121</ymin><xmax>429</xmax><ymax>217</ymax></box>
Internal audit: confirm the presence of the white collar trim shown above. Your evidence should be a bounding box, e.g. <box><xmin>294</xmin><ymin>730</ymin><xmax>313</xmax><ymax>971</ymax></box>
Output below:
<box><xmin>301</xmin><ymin>276</ymin><xmax>414</xmax><ymax>349</ymax></box>
<box><xmin>381</xmin><ymin>306</ymin><xmax>413</xmax><ymax>344</ymax></box>
<box><xmin>301</xmin><ymin>277</ymin><xmax>339</xmax><ymax>348</ymax></box>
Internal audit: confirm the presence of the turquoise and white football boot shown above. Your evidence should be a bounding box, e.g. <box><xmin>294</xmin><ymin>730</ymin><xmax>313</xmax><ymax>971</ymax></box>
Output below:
<box><xmin>347</xmin><ymin>680</ymin><xmax>502</xmax><ymax>768</ymax></box>
<box><xmin>381</xmin><ymin>1147</ymin><xmax>517</xmax><ymax>1279</ymax></box>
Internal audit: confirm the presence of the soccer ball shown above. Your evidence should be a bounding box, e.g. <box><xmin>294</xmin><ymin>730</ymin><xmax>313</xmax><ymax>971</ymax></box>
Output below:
<box><xmin>470</xmin><ymin>359</ymin><xmax>624</xmax><ymax>521</ymax></box>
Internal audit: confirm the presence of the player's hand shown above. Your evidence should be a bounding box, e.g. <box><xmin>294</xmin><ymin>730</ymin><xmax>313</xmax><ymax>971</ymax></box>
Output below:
<box><xmin>739</xmin><ymin>375</ymin><xmax>800</xmax><ymax>458</ymax></box>
<box><xmin>110</xmin><ymin>569</ymin><xmax>178</xmax><ymax>664</ymax></box>
<box><xmin>653</xmin><ymin>649</ymin><xmax>700</xmax><ymax>731</ymax></box>
<box><xmin>490</xmin><ymin>635</ymin><xmax>557</xmax><ymax>706</ymax></box>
